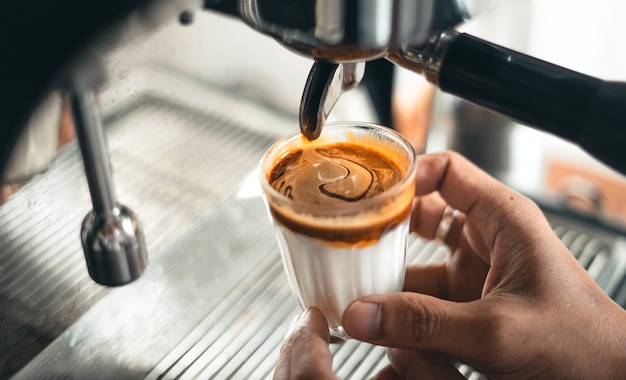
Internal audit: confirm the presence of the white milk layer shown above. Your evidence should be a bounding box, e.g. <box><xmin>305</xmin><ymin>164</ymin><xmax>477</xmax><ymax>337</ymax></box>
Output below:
<box><xmin>273</xmin><ymin>218</ymin><xmax>409</xmax><ymax>329</ymax></box>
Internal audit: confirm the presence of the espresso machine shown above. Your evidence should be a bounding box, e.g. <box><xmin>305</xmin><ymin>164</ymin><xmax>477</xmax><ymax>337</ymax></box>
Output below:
<box><xmin>2</xmin><ymin>0</ymin><xmax>626</xmax><ymax>378</ymax></box>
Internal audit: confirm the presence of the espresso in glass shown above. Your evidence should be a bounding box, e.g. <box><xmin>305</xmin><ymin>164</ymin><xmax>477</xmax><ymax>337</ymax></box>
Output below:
<box><xmin>260</xmin><ymin>122</ymin><xmax>417</xmax><ymax>338</ymax></box>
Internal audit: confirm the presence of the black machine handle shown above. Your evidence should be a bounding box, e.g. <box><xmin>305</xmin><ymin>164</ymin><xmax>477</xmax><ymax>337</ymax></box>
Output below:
<box><xmin>438</xmin><ymin>33</ymin><xmax>626</xmax><ymax>175</ymax></box>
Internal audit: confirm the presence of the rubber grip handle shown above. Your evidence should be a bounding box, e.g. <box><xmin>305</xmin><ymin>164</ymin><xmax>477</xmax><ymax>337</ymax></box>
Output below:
<box><xmin>439</xmin><ymin>33</ymin><xmax>626</xmax><ymax>175</ymax></box>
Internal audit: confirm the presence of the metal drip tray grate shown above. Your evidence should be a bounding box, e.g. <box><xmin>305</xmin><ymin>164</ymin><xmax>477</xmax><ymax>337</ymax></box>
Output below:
<box><xmin>15</xmin><ymin>193</ymin><xmax>626</xmax><ymax>380</ymax></box>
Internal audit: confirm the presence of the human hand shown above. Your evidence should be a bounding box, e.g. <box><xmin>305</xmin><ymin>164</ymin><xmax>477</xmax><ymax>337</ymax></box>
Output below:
<box><xmin>273</xmin><ymin>151</ymin><xmax>626</xmax><ymax>379</ymax></box>
<box><xmin>274</xmin><ymin>306</ymin><xmax>464</xmax><ymax>380</ymax></box>
<box><xmin>273</xmin><ymin>307</ymin><xmax>339</xmax><ymax>380</ymax></box>
<box><xmin>340</xmin><ymin>151</ymin><xmax>626</xmax><ymax>379</ymax></box>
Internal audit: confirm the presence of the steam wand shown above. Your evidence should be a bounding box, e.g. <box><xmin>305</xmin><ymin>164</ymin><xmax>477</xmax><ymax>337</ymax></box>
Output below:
<box><xmin>65</xmin><ymin>52</ymin><xmax>148</xmax><ymax>286</ymax></box>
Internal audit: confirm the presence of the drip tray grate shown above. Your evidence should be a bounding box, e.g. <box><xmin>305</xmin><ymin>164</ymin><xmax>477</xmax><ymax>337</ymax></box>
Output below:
<box><xmin>15</xmin><ymin>194</ymin><xmax>626</xmax><ymax>380</ymax></box>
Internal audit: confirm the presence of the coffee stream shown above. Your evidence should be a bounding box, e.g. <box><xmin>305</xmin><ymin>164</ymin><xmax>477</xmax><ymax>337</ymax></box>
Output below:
<box><xmin>269</xmin><ymin>143</ymin><xmax>403</xmax><ymax>208</ymax></box>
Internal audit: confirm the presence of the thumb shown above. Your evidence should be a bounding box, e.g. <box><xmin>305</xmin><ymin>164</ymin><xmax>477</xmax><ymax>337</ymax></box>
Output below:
<box><xmin>343</xmin><ymin>293</ymin><xmax>498</xmax><ymax>362</ymax></box>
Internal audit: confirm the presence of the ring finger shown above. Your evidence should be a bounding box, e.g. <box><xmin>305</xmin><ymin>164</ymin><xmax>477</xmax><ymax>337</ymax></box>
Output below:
<box><xmin>411</xmin><ymin>192</ymin><xmax>466</xmax><ymax>252</ymax></box>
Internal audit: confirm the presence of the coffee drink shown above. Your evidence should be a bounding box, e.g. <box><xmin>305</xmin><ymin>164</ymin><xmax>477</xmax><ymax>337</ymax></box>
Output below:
<box><xmin>260</xmin><ymin>123</ymin><xmax>416</xmax><ymax>337</ymax></box>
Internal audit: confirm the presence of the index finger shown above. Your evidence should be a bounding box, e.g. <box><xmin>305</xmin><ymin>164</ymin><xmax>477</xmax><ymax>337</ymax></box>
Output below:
<box><xmin>274</xmin><ymin>308</ymin><xmax>338</xmax><ymax>380</ymax></box>
<box><xmin>414</xmin><ymin>151</ymin><xmax>548</xmax><ymax>254</ymax></box>
<box><xmin>415</xmin><ymin>151</ymin><xmax>510</xmax><ymax>213</ymax></box>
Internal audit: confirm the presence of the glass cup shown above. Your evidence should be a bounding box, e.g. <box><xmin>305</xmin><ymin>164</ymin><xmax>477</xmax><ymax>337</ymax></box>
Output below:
<box><xmin>259</xmin><ymin>122</ymin><xmax>417</xmax><ymax>339</ymax></box>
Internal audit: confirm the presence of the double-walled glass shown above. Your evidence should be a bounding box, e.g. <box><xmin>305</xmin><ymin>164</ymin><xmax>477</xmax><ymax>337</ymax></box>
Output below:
<box><xmin>259</xmin><ymin>122</ymin><xmax>417</xmax><ymax>338</ymax></box>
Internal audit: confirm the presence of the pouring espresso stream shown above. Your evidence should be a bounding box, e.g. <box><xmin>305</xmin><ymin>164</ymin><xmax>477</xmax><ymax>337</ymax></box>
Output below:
<box><xmin>299</xmin><ymin>62</ymin><xmax>365</xmax><ymax>141</ymax></box>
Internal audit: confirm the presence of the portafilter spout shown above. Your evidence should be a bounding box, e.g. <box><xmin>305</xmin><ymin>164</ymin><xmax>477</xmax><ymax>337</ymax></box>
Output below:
<box><xmin>62</xmin><ymin>52</ymin><xmax>148</xmax><ymax>286</ymax></box>
<box><xmin>300</xmin><ymin>61</ymin><xmax>365</xmax><ymax>141</ymax></box>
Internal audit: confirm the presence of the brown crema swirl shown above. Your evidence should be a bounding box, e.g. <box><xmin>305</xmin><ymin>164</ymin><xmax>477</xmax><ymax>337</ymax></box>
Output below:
<box><xmin>268</xmin><ymin>143</ymin><xmax>410</xmax><ymax>244</ymax></box>
<box><xmin>270</xmin><ymin>143</ymin><xmax>403</xmax><ymax>205</ymax></box>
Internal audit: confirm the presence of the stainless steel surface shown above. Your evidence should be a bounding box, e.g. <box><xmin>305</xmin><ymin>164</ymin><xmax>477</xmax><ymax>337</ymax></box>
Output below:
<box><xmin>389</xmin><ymin>28</ymin><xmax>459</xmax><ymax>84</ymax></box>
<box><xmin>299</xmin><ymin>61</ymin><xmax>365</xmax><ymax>140</ymax></box>
<box><xmin>80</xmin><ymin>205</ymin><xmax>148</xmax><ymax>286</ymax></box>
<box><xmin>72</xmin><ymin>91</ymin><xmax>117</xmax><ymax>217</ymax></box>
<box><xmin>238</xmin><ymin>0</ymin><xmax>497</xmax><ymax>63</ymax></box>
<box><xmin>72</xmin><ymin>89</ymin><xmax>148</xmax><ymax>286</ymax></box>
<box><xmin>239</xmin><ymin>0</ymin><xmax>397</xmax><ymax>62</ymax></box>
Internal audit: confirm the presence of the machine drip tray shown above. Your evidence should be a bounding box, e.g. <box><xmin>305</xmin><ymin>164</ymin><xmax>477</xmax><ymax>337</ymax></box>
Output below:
<box><xmin>13</xmin><ymin>191</ymin><xmax>626</xmax><ymax>380</ymax></box>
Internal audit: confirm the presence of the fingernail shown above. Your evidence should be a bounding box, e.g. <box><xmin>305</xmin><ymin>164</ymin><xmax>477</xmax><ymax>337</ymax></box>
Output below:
<box><xmin>344</xmin><ymin>301</ymin><xmax>381</xmax><ymax>339</ymax></box>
